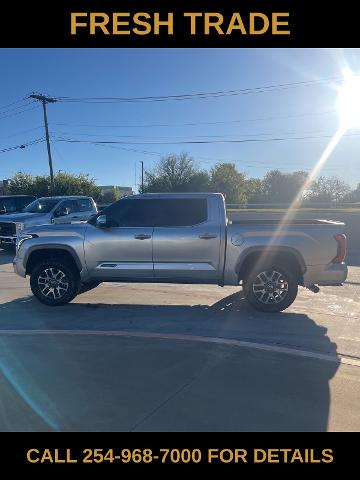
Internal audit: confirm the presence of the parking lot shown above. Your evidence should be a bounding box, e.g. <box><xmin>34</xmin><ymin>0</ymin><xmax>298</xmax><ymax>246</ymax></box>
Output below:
<box><xmin>0</xmin><ymin>248</ymin><xmax>359</xmax><ymax>431</ymax></box>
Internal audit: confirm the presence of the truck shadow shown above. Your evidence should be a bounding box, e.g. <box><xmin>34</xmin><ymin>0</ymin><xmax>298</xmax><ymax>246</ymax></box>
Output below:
<box><xmin>0</xmin><ymin>249</ymin><xmax>14</xmax><ymax>265</ymax></box>
<box><xmin>0</xmin><ymin>292</ymin><xmax>339</xmax><ymax>431</ymax></box>
<box><xmin>347</xmin><ymin>255</ymin><xmax>360</xmax><ymax>267</ymax></box>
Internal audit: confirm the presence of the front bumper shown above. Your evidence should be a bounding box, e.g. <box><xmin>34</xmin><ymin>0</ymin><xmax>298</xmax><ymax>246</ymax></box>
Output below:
<box><xmin>13</xmin><ymin>253</ymin><xmax>26</xmax><ymax>277</ymax></box>
<box><xmin>303</xmin><ymin>262</ymin><xmax>348</xmax><ymax>287</ymax></box>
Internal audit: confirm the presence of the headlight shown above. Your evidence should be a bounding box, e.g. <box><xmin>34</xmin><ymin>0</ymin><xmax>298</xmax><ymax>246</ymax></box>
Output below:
<box><xmin>15</xmin><ymin>222</ymin><xmax>26</xmax><ymax>233</ymax></box>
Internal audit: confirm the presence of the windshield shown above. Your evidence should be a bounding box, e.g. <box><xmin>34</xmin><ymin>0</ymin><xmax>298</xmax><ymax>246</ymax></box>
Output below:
<box><xmin>23</xmin><ymin>198</ymin><xmax>59</xmax><ymax>214</ymax></box>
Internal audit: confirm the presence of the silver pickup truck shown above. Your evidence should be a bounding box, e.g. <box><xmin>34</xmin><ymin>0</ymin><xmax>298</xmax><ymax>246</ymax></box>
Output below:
<box><xmin>13</xmin><ymin>193</ymin><xmax>348</xmax><ymax>312</ymax></box>
<box><xmin>0</xmin><ymin>196</ymin><xmax>97</xmax><ymax>248</ymax></box>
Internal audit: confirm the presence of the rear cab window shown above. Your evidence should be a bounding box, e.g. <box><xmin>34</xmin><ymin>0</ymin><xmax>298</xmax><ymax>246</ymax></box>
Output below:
<box><xmin>77</xmin><ymin>198</ymin><xmax>93</xmax><ymax>212</ymax></box>
<box><xmin>0</xmin><ymin>198</ymin><xmax>17</xmax><ymax>213</ymax></box>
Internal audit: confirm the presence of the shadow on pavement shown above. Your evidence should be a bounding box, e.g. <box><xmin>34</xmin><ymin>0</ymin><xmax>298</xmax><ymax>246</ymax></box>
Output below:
<box><xmin>347</xmin><ymin>255</ymin><xmax>360</xmax><ymax>267</ymax></box>
<box><xmin>0</xmin><ymin>292</ymin><xmax>339</xmax><ymax>432</ymax></box>
<box><xmin>0</xmin><ymin>248</ymin><xmax>14</xmax><ymax>266</ymax></box>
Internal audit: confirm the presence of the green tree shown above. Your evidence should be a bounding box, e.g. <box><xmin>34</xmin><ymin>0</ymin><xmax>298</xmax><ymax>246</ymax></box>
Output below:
<box><xmin>99</xmin><ymin>188</ymin><xmax>120</xmax><ymax>205</ymax></box>
<box><xmin>7</xmin><ymin>171</ymin><xmax>101</xmax><ymax>200</ymax></box>
<box><xmin>261</xmin><ymin>170</ymin><xmax>308</xmax><ymax>204</ymax></box>
<box><xmin>142</xmin><ymin>153</ymin><xmax>210</xmax><ymax>193</ymax></box>
<box><xmin>307</xmin><ymin>176</ymin><xmax>351</xmax><ymax>203</ymax></box>
<box><xmin>209</xmin><ymin>163</ymin><xmax>248</xmax><ymax>203</ymax></box>
<box><xmin>245</xmin><ymin>177</ymin><xmax>264</xmax><ymax>203</ymax></box>
<box><xmin>6</xmin><ymin>172</ymin><xmax>38</xmax><ymax>195</ymax></box>
<box><xmin>342</xmin><ymin>183</ymin><xmax>360</xmax><ymax>202</ymax></box>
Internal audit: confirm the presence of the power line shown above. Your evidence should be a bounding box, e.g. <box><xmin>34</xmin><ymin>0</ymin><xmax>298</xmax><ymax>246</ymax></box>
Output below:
<box><xmin>0</xmin><ymin>97</ymin><xmax>29</xmax><ymax>112</ymax></box>
<box><xmin>63</xmin><ymin>136</ymin><xmax>341</xmax><ymax>172</ymax></box>
<box><xmin>0</xmin><ymin>126</ymin><xmax>43</xmax><ymax>140</ymax></box>
<box><xmin>50</xmin><ymin>109</ymin><xmax>335</xmax><ymax>129</ymax></box>
<box><xmin>54</xmin><ymin>132</ymin><xmax>360</xmax><ymax>146</ymax></box>
<box><xmin>0</xmin><ymin>137</ymin><xmax>45</xmax><ymax>154</ymax></box>
<box><xmin>50</xmin><ymin>128</ymin><xmax>333</xmax><ymax>140</ymax></box>
<box><xmin>0</xmin><ymin>104</ymin><xmax>39</xmax><ymax>121</ymax></box>
<box><xmin>51</xmin><ymin>76</ymin><xmax>342</xmax><ymax>104</ymax></box>
<box><xmin>0</xmin><ymin>100</ymin><xmax>36</xmax><ymax>116</ymax></box>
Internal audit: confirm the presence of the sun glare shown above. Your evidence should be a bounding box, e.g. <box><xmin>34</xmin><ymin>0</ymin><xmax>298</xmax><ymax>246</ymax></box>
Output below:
<box><xmin>337</xmin><ymin>72</ymin><xmax>360</xmax><ymax>129</ymax></box>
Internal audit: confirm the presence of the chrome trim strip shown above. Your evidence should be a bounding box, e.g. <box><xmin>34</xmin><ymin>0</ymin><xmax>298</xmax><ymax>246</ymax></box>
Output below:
<box><xmin>154</xmin><ymin>262</ymin><xmax>216</xmax><ymax>271</ymax></box>
<box><xmin>96</xmin><ymin>262</ymin><xmax>153</xmax><ymax>270</ymax></box>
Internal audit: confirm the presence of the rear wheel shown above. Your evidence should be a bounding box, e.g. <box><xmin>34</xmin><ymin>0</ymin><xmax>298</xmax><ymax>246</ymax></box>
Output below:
<box><xmin>243</xmin><ymin>264</ymin><xmax>298</xmax><ymax>312</ymax></box>
<box><xmin>30</xmin><ymin>259</ymin><xmax>79</xmax><ymax>306</ymax></box>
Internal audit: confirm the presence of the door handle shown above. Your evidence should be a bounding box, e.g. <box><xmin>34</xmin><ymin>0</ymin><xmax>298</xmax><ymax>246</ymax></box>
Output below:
<box><xmin>134</xmin><ymin>234</ymin><xmax>152</xmax><ymax>240</ymax></box>
<box><xmin>199</xmin><ymin>233</ymin><xmax>218</xmax><ymax>239</ymax></box>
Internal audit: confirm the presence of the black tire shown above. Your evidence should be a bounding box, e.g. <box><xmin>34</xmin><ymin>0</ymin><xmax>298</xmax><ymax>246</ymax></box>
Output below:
<box><xmin>78</xmin><ymin>281</ymin><xmax>101</xmax><ymax>295</ymax></box>
<box><xmin>30</xmin><ymin>259</ymin><xmax>80</xmax><ymax>306</ymax></box>
<box><xmin>243</xmin><ymin>263</ymin><xmax>298</xmax><ymax>313</ymax></box>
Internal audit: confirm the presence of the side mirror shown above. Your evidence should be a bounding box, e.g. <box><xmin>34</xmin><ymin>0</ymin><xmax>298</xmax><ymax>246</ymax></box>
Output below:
<box><xmin>96</xmin><ymin>214</ymin><xmax>108</xmax><ymax>228</ymax></box>
<box><xmin>56</xmin><ymin>207</ymin><xmax>70</xmax><ymax>217</ymax></box>
<box><xmin>0</xmin><ymin>207</ymin><xmax>6</xmax><ymax>214</ymax></box>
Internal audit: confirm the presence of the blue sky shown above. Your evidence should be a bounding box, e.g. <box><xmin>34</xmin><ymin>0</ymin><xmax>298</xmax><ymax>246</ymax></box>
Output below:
<box><xmin>1</xmin><ymin>48</ymin><xmax>360</xmax><ymax>191</ymax></box>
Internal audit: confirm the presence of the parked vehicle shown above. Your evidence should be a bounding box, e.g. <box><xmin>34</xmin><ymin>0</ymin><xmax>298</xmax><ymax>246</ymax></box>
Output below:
<box><xmin>0</xmin><ymin>196</ymin><xmax>97</xmax><ymax>248</ymax></box>
<box><xmin>0</xmin><ymin>195</ymin><xmax>36</xmax><ymax>215</ymax></box>
<box><xmin>13</xmin><ymin>193</ymin><xmax>348</xmax><ymax>312</ymax></box>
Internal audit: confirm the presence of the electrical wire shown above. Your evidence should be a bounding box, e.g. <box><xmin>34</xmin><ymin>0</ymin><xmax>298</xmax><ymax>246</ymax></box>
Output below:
<box><xmin>50</xmin><ymin>109</ymin><xmax>336</xmax><ymax>129</ymax></box>
<box><xmin>0</xmin><ymin>126</ymin><xmax>43</xmax><ymax>140</ymax></box>
<box><xmin>63</xmin><ymin>137</ymin><xmax>341</xmax><ymax>172</ymax></box>
<box><xmin>0</xmin><ymin>104</ymin><xmax>39</xmax><ymax>121</ymax></box>
<box><xmin>0</xmin><ymin>97</ymin><xmax>29</xmax><ymax>112</ymax></box>
<box><xmin>54</xmin><ymin>132</ymin><xmax>360</xmax><ymax>146</ymax></box>
<box><xmin>53</xmin><ymin>76</ymin><xmax>342</xmax><ymax>104</ymax></box>
<box><xmin>0</xmin><ymin>137</ymin><xmax>45</xmax><ymax>154</ymax></box>
<box><xmin>50</xmin><ymin>127</ymin><xmax>334</xmax><ymax>140</ymax></box>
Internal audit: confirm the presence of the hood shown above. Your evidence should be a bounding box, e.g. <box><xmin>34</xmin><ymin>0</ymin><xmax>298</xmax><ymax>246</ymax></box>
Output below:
<box><xmin>0</xmin><ymin>212</ymin><xmax>49</xmax><ymax>225</ymax></box>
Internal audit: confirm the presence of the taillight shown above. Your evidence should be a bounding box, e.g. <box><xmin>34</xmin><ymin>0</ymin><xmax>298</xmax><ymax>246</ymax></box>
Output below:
<box><xmin>332</xmin><ymin>234</ymin><xmax>347</xmax><ymax>263</ymax></box>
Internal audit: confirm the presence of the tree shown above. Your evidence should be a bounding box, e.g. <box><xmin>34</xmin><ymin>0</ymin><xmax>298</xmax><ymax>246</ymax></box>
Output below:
<box><xmin>345</xmin><ymin>183</ymin><xmax>360</xmax><ymax>202</ymax></box>
<box><xmin>7</xmin><ymin>171</ymin><xmax>101</xmax><ymax>200</ymax></box>
<box><xmin>245</xmin><ymin>177</ymin><xmax>264</xmax><ymax>203</ymax></box>
<box><xmin>6</xmin><ymin>172</ymin><xmax>38</xmax><ymax>195</ymax></box>
<box><xmin>307</xmin><ymin>176</ymin><xmax>351</xmax><ymax>203</ymax></box>
<box><xmin>99</xmin><ymin>188</ymin><xmax>120</xmax><ymax>205</ymax></box>
<box><xmin>142</xmin><ymin>153</ymin><xmax>210</xmax><ymax>192</ymax></box>
<box><xmin>261</xmin><ymin>170</ymin><xmax>309</xmax><ymax>204</ymax></box>
<box><xmin>209</xmin><ymin>163</ymin><xmax>248</xmax><ymax>203</ymax></box>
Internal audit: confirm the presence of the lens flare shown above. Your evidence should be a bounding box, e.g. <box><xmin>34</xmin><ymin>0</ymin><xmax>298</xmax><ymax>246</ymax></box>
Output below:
<box><xmin>337</xmin><ymin>73</ymin><xmax>360</xmax><ymax>129</ymax></box>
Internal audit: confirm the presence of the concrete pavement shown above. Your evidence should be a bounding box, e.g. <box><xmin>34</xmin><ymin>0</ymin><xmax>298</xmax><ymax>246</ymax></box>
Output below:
<box><xmin>0</xmin><ymin>249</ymin><xmax>359</xmax><ymax>431</ymax></box>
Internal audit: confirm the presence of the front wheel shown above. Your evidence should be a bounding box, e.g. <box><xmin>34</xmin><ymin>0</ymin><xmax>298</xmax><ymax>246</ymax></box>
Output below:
<box><xmin>30</xmin><ymin>259</ymin><xmax>79</xmax><ymax>306</ymax></box>
<box><xmin>243</xmin><ymin>264</ymin><xmax>298</xmax><ymax>313</ymax></box>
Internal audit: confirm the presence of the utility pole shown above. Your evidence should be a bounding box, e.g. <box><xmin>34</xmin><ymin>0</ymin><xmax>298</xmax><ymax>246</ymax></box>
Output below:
<box><xmin>140</xmin><ymin>161</ymin><xmax>144</xmax><ymax>192</ymax></box>
<box><xmin>30</xmin><ymin>94</ymin><xmax>57</xmax><ymax>195</ymax></box>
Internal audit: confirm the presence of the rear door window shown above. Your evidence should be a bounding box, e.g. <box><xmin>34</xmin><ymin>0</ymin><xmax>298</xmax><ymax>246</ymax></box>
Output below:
<box><xmin>153</xmin><ymin>199</ymin><xmax>208</xmax><ymax>227</ymax></box>
<box><xmin>77</xmin><ymin>198</ymin><xmax>93</xmax><ymax>212</ymax></box>
<box><xmin>59</xmin><ymin>200</ymin><xmax>79</xmax><ymax>214</ymax></box>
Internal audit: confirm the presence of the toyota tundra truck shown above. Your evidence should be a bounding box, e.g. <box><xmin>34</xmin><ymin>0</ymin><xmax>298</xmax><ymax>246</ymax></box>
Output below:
<box><xmin>13</xmin><ymin>193</ymin><xmax>348</xmax><ymax>312</ymax></box>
